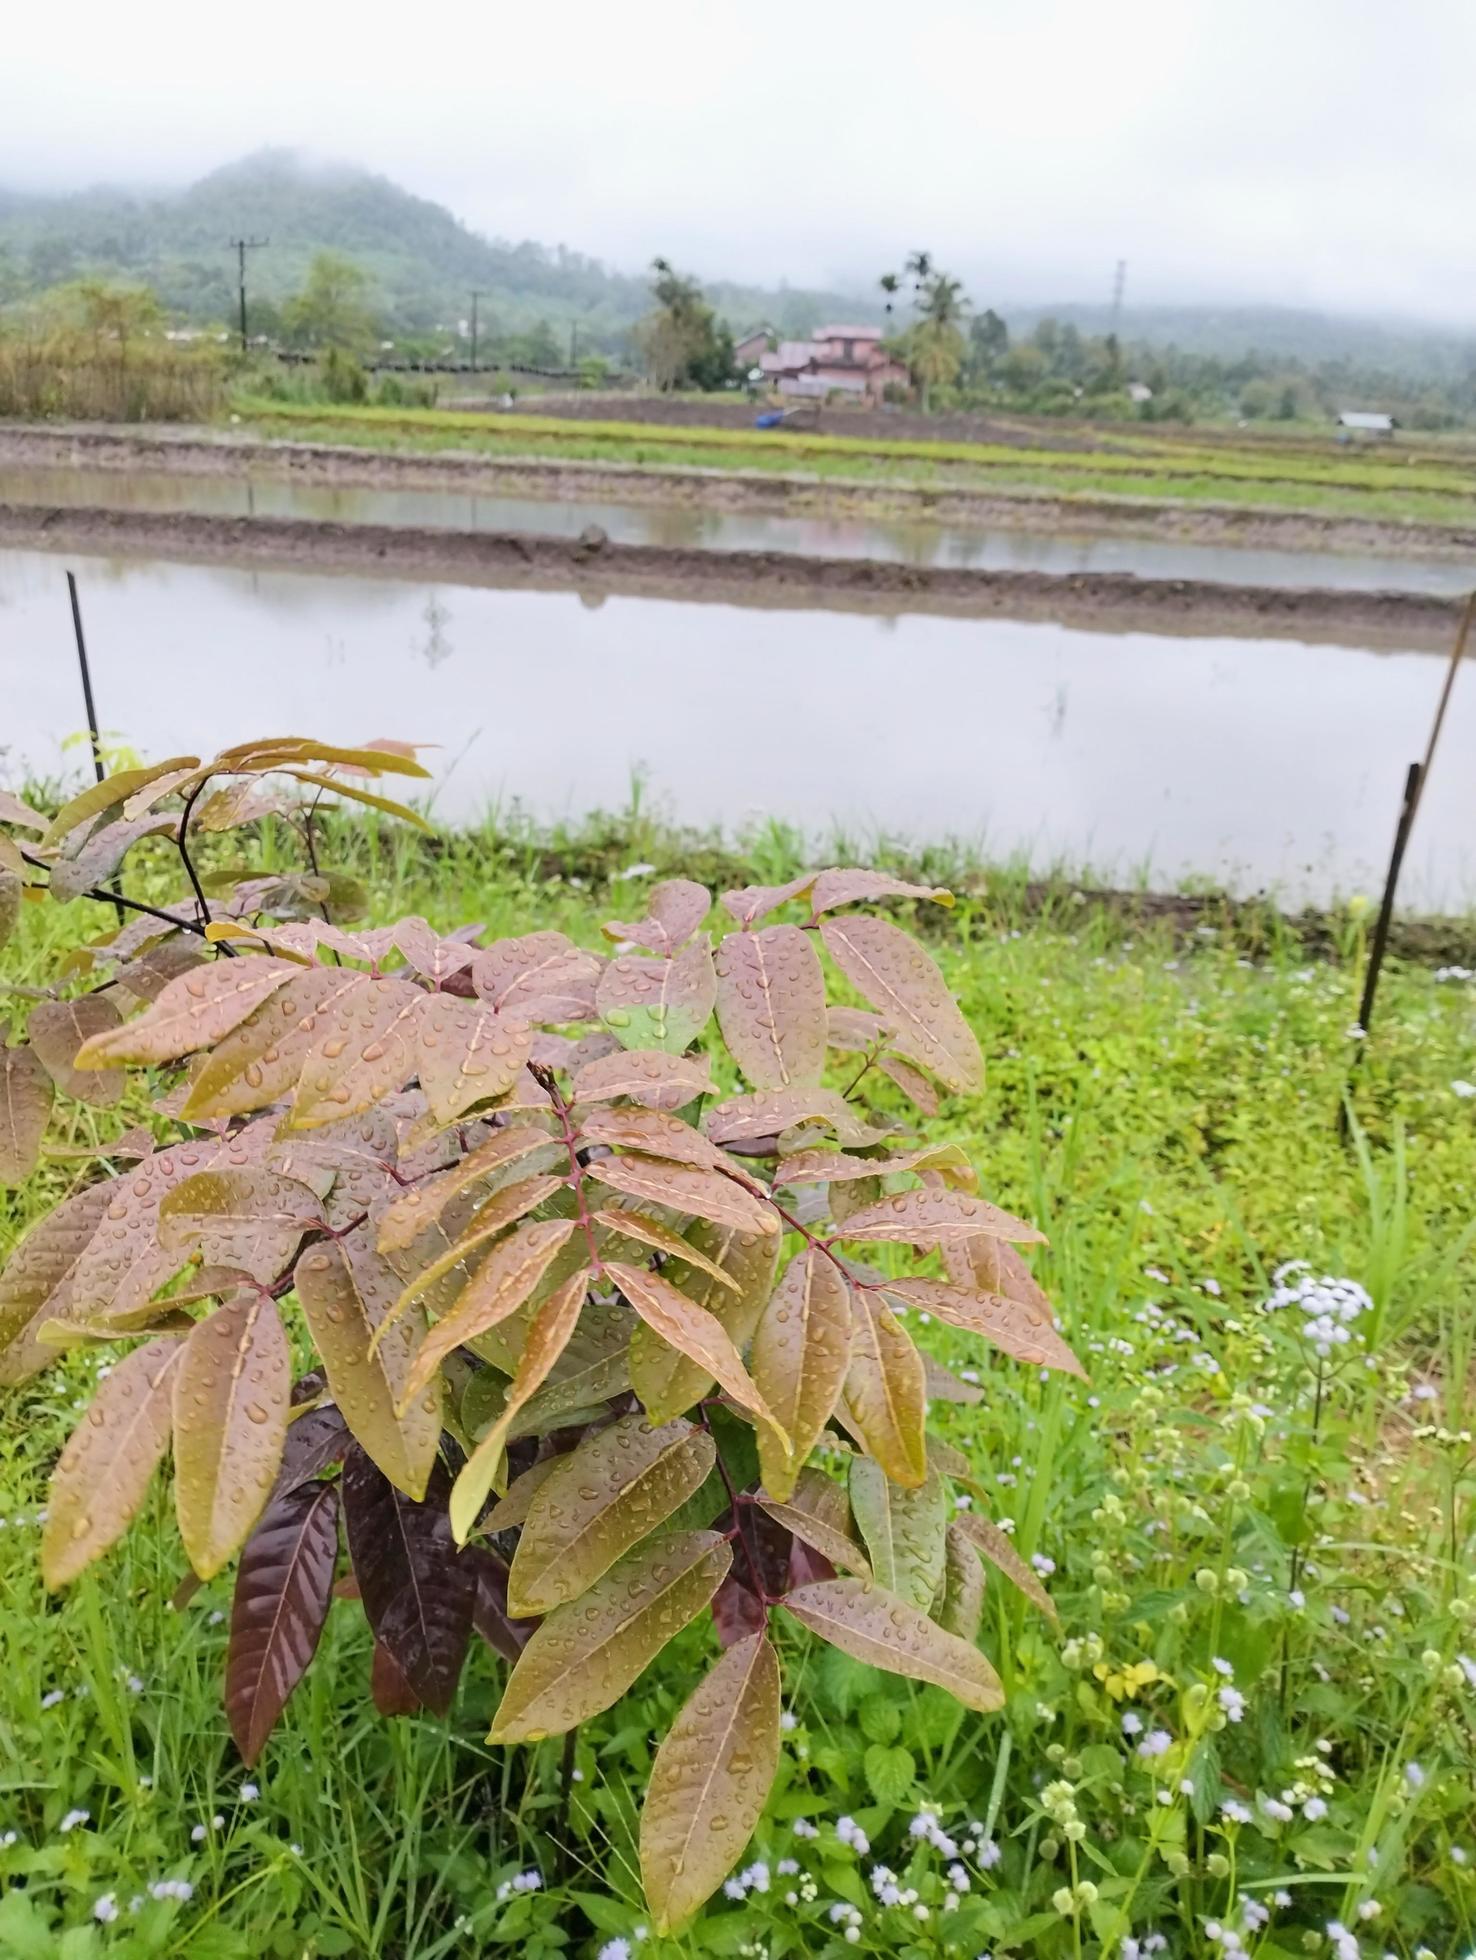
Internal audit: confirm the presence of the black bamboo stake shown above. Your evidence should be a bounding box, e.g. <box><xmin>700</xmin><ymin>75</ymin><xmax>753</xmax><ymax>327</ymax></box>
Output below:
<box><xmin>66</xmin><ymin>570</ymin><xmax>126</xmax><ymax>926</ymax></box>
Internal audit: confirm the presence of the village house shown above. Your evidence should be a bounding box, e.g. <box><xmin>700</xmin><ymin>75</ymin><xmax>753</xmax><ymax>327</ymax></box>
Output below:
<box><xmin>1336</xmin><ymin>410</ymin><xmax>1397</xmax><ymax>436</ymax></box>
<box><xmin>757</xmin><ymin>323</ymin><xmax>910</xmax><ymax>404</ymax></box>
<box><xmin>733</xmin><ymin>326</ymin><xmax>774</xmax><ymax>370</ymax></box>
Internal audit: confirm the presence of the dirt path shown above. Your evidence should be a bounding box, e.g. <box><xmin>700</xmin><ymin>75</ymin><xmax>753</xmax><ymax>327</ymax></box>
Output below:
<box><xmin>0</xmin><ymin>498</ymin><xmax>1459</xmax><ymax>649</ymax></box>
<box><xmin>4</xmin><ymin>423</ymin><xmax>1476</xmax><ymax>565</ymax></box>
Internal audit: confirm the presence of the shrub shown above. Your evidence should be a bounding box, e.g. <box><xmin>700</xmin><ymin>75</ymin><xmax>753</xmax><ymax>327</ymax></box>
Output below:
<box><xmin>0</xmin><ymin>740</ymin><xmax>1076</xmax><ymax>1933</ymax></box>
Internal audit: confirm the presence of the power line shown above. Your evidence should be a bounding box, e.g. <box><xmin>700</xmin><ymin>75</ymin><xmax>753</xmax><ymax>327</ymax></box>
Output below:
<box><xmin>228</xmin><ymin>238</ymin><xmax>269</xmax><ymax>355</ymax></box>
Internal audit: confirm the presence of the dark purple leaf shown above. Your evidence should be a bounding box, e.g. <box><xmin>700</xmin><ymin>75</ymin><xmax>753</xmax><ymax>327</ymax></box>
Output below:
<box><xmin>341</xmin><ymin>1446</ymin><xmax>475</xmax><ymax>1716</ymax></box>
<box><xmin>466</xmin><ymin>1546</ymin><xmax>536</xmax><ymax>1662</ymax></box>
<box><xmin>274</xmin><ymin>1404</ymin><xmax>351</xmax><ymax>1496</ymax></box>
<box><xmin>371</xmin><ymin>1639</ymin><xmax>422</xmax><ymax>1716</ymax></box>
<box><xmin>226</xmin><ymin>1480</ymin><xmax>341</xmax><ymax>1767</ymax></box>
<box><xmin>711</xmin><ymin>1568</ymin><xmax>766</xmax><ymax>1648</ymax></box>
<box><xmin>787</xmin><ymin>1539</ymin><xmax>837</xmax><ymax>1588</ymax></box>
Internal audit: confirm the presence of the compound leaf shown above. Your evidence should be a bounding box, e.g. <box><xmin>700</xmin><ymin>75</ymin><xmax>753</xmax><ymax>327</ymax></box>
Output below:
<box><xmin>819</xmin><ymin>914</ymin><xmax>982</xmax><ymax>1096</ymax></box>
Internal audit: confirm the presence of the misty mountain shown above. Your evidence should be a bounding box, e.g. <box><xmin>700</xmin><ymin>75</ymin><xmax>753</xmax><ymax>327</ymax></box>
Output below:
<box><xmin>0</xmin><ymin>150</ymin><xmax>865</xmax><ymax>346</ymax></box>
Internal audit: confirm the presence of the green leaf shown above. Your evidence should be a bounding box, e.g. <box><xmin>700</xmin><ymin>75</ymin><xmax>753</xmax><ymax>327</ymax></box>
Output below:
<box><xmin>488</xmin><ymin>1529</ymin><xmax>731</xmax><ymax>1742</ymax></box>
<box><xmin>937</xmin><ymin>1520</ymin><xmax>986</xmax><ymax>1641</ymax></box>
<box><xmin>857</xmin><ymin>1694</ymin><xmax>901</xmax><ymax>1744</ymax></box>
<box><xmin>507</xmin><ymin>1412</ymin><xmax>715</xmax><ymax>1616</ymax></box>
<box><xmin>640</xmin><ymin>1631</ymin><xmax>781</xmax><ymax>1934</ymax></box>
<box><xmin>864</xmin><ymin>1741</ymin><xmax>916</xmax><ymax>1806</ymax></box>
<box><xmin>848</xmin><ymin>1459</ymin><xmax>947</xmax><ymax>1610</ymax></box>
<box><xmin>597</xmin><ymin>940</ymin><xmax>716</xmax><ymax>1053</ymax></box>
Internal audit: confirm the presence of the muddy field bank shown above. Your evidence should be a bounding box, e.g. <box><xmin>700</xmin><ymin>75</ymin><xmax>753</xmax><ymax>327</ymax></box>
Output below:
<box><xmin>3</xmin><ymin>423</ymin><xmax>1474</xmax><ymax>565</ymax></box>
<box><xmin>0</xmin><ymin>498</ymin><xmax>1460</xmax><ymax>649</ymax></box>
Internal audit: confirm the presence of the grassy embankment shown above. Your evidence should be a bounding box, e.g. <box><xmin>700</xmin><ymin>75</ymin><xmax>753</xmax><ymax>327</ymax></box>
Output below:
<box><xmin>234</xmin><ymin>401</ymin><xmax>1476</xmax><ymax>530</ymax></box>
<box><xmin>2</xmin><ymin>810</ymin><xmax>1474</xmax><ymax>1958</ymax></box>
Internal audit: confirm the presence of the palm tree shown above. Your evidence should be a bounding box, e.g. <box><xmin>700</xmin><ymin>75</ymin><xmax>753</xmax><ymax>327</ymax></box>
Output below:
<box><xmin>904</xmin><ymin>249</ymin><xmax>933</xmax><ymax>294</ymax></box>
<box><xmin>910</xmin><ymin>270</ymin><xmax>969</xmax><ymax>412</ymax></box>
<box><xmin>879</xmin><ymin>271</ymin><xmax>900</xmax><ymax>327</ymax></box>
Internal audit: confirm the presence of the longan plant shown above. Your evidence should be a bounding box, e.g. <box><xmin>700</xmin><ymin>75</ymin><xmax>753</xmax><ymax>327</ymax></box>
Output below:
<box><xmin>0</xmin><ymin>738</ymin><xmax>1080</xmax><ymax>1931</ymax></box>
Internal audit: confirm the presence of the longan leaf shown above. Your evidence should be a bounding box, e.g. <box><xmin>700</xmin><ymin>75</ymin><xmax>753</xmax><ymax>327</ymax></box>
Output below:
<box><xmin>448</xmin><ymin>1267</ymin><xmax>592</xmax><ymax>1543</ymax></box>
<box><xmin>627</xmin><ymin>1223</ymin><xmax>778</xmax><ymax>1423</ymax></box>
<box><xmin>472</xmin><ymin>932</ymin><xmax>603</xmax><ymax>1024</ymax></box>
<box><xmin>719</xmin><ymin>874</ymin><xmax>817</xmax><ymax>928</ymax></box>
<box><xmin>570</xmin><ymin>1047</ymin><xmax>717</xmax><ymax>1111</ymax></box>
<box><xmin>382</xmin><ymin>1186</ymin><xmax>571</xmax><ymax>1343</ymax></box>
<box><xmin>952</xmin><ymin>1509</ymin><xmax>1059</xmax><ymax>1622</ymax></box>
<box><xmin>603</xmin><ymin>879</ymin><xmax>711</xmax><ymax>955</ymax></box>
<box><xmin>342</xmin><ymin>1451</ymin><xmax>475</xmax><ymax>1715</ymax></box>
<box><xmin>578</xmin><ymin>1106</ymin><xmax>762</xmax><ymax>1188</ymax></box>
<box><xmin>757</xmin><ymin>1486</ymin><xmax>871</xmax><ymax>1582</ymax></box>
<box><xmin>606</xmin><ymin>1260</ymin><xmax>783</xmax><ymax>1444</ymax></box>
<box><xmin>819</xmin><ymin>914</ymin><xmax>983</xmax><ymax>1095</ymax></box>
<box><xmin>835</xmin><ymin>1186</ymin><xmax>1045</xmax><ymax>1247</ymax></box>
<box><xmin>938</xmin><ymin>1520</ymin><xmax>986</xmax><ymax>1641</ymax></box>
<box><xmin>289</xmin><ymin>977</ymin><xmax>425</xmax><ymax>1130</ymax></box>
<box><xmin>640</xmin><ymin>1632</ymin><xmax>780</xmax><ymax>1935</ymax></box>
<box><xmin>705</xmin><ymin>1088</ymin><xmax>892</xmax><ymax>1148</ymax></box>
<box><xmin>75</xmin><ymin>959</ymin><xmax>301</xmax><ymax>1069</ymax></box>
<box><xmin>848</xmin><ymin>1459</ymin><xmax>947</xmax><ymax>1610</ymax></box>
<box><xmin>0</xmin><ymin>1043</ymin><xmax>52</xmax><ymax>1185</ymax></box>
<box><xmin>782</xmin><ymin>1578</ymin><xmax>1004</xmax><ymax>1710</ymax></box>
<box><xmin>806</xmin><ymin>869</ymin><xmax>954</xmax><ymax>917</ymax></box>
<box><xmin>844</xmin><ymin>1292</ymin><xmax>927</xmax><ymax>1488</ymax></box>
<box><xmin>58</xmin><ymin>1137</ymin><xmax>227</xmax><ymax>1328</ymax></box>
<box><xmin>39</xmin><ymin>757</ymin><xmax>200</xmax><ymax>850</ymax></box>
<box><xmin>590</xmin><ymin>1208</ymin><xmax>737</xmax><ymax>1291</ymax></box>
<box><xmin>507</xmin><ymin>1413</ymin><xmax>716</xmax><ymax>1616</ymax></box>
<box><xmin>41</xmin><ymin>1337</ymin><xmax>182</xmax><ymax>1587</ymax></box>
<box><xmin>487</xmin><ymin>1529</ymin><xmax>731</xmax><ymax>1742</ymax></box>
<box><xmin>226</xmin><ymin>1479</ymin><xmax>340</xmax><ymax>1766</ymax></box>
<box><xmin>773</xmin><ymin>1142</ymin><xmax>975</xmax><ymax>1187</ymax></box>
<box><xmin>880</xmin><ymin>1277</ymin><xmax>1083</xmax><ymax>1377</ymax></box>
<box><xmin>396</xmin><ymin>1217</ymin><xmax>579</xmax><ymax>1409</ymax></box>
<box><xmin>295</xmin><ymin>1233</ymin><xmax>442</xmax><ymax>1499</ymax></box>
<box><xmin>28</xmin><ymin>996</ymin><xmax>126</xmax><ymax>1107</ymax></box>
<box><xmin>279</xmin><ymin>770</ymin><xmax>433</xmax><ymax>832</ymax></box>
<box><xmin>589</xmin><ymin>1155</ymin><xmax>777</xmax><ymax>1238</ymax></box>
<box><xmin>597</xmin><ymin>940</ymin><xmax>716</xmax><ymax>1054</ymax></box>
<box><xmin>375</xmin><ymin>1126</ymin><xmax>563</xmax><ymax>1253</ymax></box>
<box><xmin>713</xmin><ymin>924</ymin><xmax>827</xmax><ymax>1090</ymax></box>
<box><xmin>751</xmin><ymin>1249</ymin><xmax>852</xmax><ymax>1501</ymax></box>
<box><xmin>158</xmin><ymin>1169</ymin><xmax>325</xmax><ymax>1285</ymax></box>
<box><xmin>179</xmin><ymin>968</ymin><xmax>370</xmax><ymax>1120</ymax></box>
<box><xmin>0</xmin><ymin>1181</ymin><xmax>114</xmax><ymax>1365</ymax></box>
<box><xmin>414</xmin><ymin>995</ymin><xmax>533</xmax><ymax>1126</ymax></box>
<box><xmin>173</xmin><ymin>1295</ymin><xmax>291</xmax><ymax>1579</ymax></box>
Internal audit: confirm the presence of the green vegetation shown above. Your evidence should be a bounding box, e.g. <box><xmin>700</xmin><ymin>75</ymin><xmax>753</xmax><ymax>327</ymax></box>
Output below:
<box><xmin>2</xmin><ymin>783</ymin><xmax>1474</xmax><ymax>1958</ymax></box>
<box><xmin>233</xmin><ymin>399</ymin><xmax>1476</xmax><ymax>529</ymax></box>
<box><xmin>635</xmin><ymin>260</ymin><xmax>736</xmax><ymax>392</ymax></box>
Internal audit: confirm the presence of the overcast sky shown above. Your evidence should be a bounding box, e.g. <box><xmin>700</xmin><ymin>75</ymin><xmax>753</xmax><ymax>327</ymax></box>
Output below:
<box><xmin>4</xmin><ymin>0</ymin><xmax>1472</xmax><ymax>322</ymax></box>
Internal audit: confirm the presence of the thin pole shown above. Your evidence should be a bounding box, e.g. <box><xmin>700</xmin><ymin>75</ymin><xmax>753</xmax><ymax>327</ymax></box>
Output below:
<box><xmin>66</xmin><ymin>571</ymin><xmax>125</xmax><ymax>925</ymax></box>
<box><xmin>67</xmin><ymin>570</ymin><xmax>105</xmax><ymax>788</ymax></box>
<box><xmin>229</xmin><ymin>237</ymin><xmax>269</xmax><ymax>355</ymax></box>
<box><xmin>470</xmin><ymin>290</ymin><xmax>485</xmax><ymax>370</ymax></box>
<box><xmin>1338</xmin><ymin>588</ymin><xmax>1473</xmax><ymax>1136</ymax></box>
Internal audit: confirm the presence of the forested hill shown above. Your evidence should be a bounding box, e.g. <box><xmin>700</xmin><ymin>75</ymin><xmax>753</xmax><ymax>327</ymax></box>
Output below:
<box><xmin>0</xmin><ymin>151</ymin><xmax>864</xmax><ymax>344</ymax></box>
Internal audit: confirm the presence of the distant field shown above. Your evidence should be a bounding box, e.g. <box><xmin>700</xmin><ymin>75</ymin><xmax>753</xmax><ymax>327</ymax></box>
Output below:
<box><xmin>236</xmin><ymin>400</ymin><xmax>1476</xmax><ymax>528</ymax></box>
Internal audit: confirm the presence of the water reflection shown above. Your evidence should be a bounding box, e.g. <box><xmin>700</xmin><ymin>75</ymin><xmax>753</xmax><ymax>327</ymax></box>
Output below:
<box><xmin>2</xmin><ymin>547</ymin><xmax>1471</xmax><ymax>908</ymax></box>
<box><xmin>4</xmin><ymin>464</ymin><xmax>1472</xmax><ymax>596</ymax></box>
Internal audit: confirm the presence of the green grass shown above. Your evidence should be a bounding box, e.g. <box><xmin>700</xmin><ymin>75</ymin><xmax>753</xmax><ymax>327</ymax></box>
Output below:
<box><xmin>2</xmin><ymin>815</ymin><xmax>1474</xmax><ymax>1958</ymax></box>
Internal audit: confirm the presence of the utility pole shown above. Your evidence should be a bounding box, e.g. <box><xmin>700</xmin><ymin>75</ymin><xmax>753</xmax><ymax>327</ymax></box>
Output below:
<box><xmin>229</xmin><ymin>237</ymin><xmax>269</xmax><ymax>355</ymax></box>
<box><xmin>1110</xmin><ymin>258</ymin><xmax>1127</xmax><ymax>340</ymax></box>
<box><xmin>470</xmin><ymin>290</ymin><xmax>487</xmax><ymax>370</ymax></box>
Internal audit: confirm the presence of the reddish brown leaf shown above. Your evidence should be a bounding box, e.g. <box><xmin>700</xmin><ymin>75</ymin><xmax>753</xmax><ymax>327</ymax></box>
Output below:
<box><xmin>472</xmin><ymin>933</ymin><xmax>602</xmax><ymax>1024</ymax></box>
<box><xmin>158</xmin><ymin>1168</ymin><xmax>325</xmax><ymax>1285</ymax></box>
<box><xmin>807</xmin><ymin>869</ymin><xmax>954</xmax><ymax>917</ymax></box>
<box><xmin>627</xmin><ymin>1222</ymin><xmax>779</xmax><ymax>1423</ymax></box>
<box><xmin>773</xmin><ymin>1142</ymin><xmax>975</xmax><ymax>1188</ymax></box>
<box><xmin>75</xmin><ymin>959</ymin><xmax>301</xmax><ymax>1068</ymax></box>
<box><xmin>61</xmin><ymin>1138</ymin><xmax>224</xmax><ymax>1327</ymax></box>
<box><xmin>880</xmin><ymin>1277</ymin><xmax>1083</xmax><ymax>1376</ymax></box>
<box><xmin>41</xmin><ymin>1337</ymin><xmax>183</xmax><ymax>1586</ymax></box>
<box><xmin>386</xmin><ymin>1185</ymin><xmax>571</xmax><ymax>1340</ymax></box>
<box><xmin>592</xmin><ymin>1208</ymin><xmax>738</xmax><ymax>1292</ymax></box>
<box><xmin>290</xmin><ymin>977</ymin><xmax>425</xmax><ymax>1130</ymax></box>
<box><xmin>370</xmin><ymin>1639</ymin><xmax>422</xmax><ymax>1716</ymax></box>
<box><xmin>835</xmin><ymin>1186</ymin><xmax>1045</xmax><ymax>1248</ymax></box>
<box><xmin>173</xmin><ymin>1294</ymin><xmax>292</xmax><ymax>1579</ymax></box>
<box><xmin>953</xmin><ymin>1509</ymin><xmax>1059</xmax><ymax>1621</ymax></box>
<box><xmin>375</xmin><ymin>1124</ymin><xmax>562</xmax><ymax>1254</ymax></box>
<box><xmin>570</xmin><ymin>1047</ymin><xmax>717</xmax><ymax>1111</ymax></box>
<box><xmin>713</xmin><ymin>924</ymin><xmax>827</xmax><ymax>1091</ymax></box>
<box><xmin>28</xmin><ymin>997</ymin><xmax>125</xmax><ymax>1107</ymax></box>
<box><xmin>0</xmin><ymin>1180</ymin><xmax>113</xmax><ymax>1364</ymax></box>
<box><xmin>226</xmin><ymin>1479</ymin><xmax>340</xmax><ymax>1765</ymax></box>
<box><xmin>180</xmin><ymin>967</ymin><xmax>370</xmax><ymax>1120</ymax></box>
<box><xmin>719</xmin><ymin>874</ymin><xmax>817</xmax><ymax>928</ymax></box>
<box><xmin>578</xmin><ymin>1106</ymin><xmax>762</xmax><ymax>1190</ymax></box>
<box><xmin>941</xmin><ymin>1231</ymin><xmax>1055</xmax><ymax>1313</ymax></box>
<box><xmin>704</xmin><ymin>1088</ymin><xmax>892</xmax><ymax>1149</ymax></box>
<box><xmin>413</xmin><ymin>994</ymin><xmax>534</xmax><ymax>1126</ymax></box>
<box><xmin>819</xmin><ymin>914</ymin><xmax>983</xmax><ymax>1096</ymax></box>
<box><xmin>590</xmin><ymin>1154</ymin><xmax>777</xmax><ymax>1238</ymax></box>
<box><xmin>397</xmin><ymin>1216</ymin><xmax>579</xmax><ymax>1407</ymax></box>
<box><xmin>0</xmin><ymin>1043</ymin><xmax>52</xmax><ymax>1185</ymax></box>
<box><xmin>603</xmin><ymin>878</ymin><xmax>711</xmax><ymax>954</ymax></box>
<box><xmin>392</xmin><ymin>918</ymin><xmax>477</xmax><ymax>983</ymax></box>
<box><xmin>782</xmin><ymin>1578</ymin><xmax>1004</xmax><ymax>1710</ymax></box>
<box><xmin>606</xmin><ymin>1260</ymin><xmax>782</xmax><ymax>1443</ymax></box>
<box><xmin>751</xmin><ymin>1249</ymin><xmax>852</xmax><ymax>1500</ymax></box>
<box><xmin>844</xmin><ymin>1291</ymin><xmax>927</xmax><ymax>1488</ymax></box>
<box><xmin>597</xmin><ymin>940</ymin><xmax>716</xmax><ymax>1055</ymax></box>
<box><xmin>342</xmin><ymin>1450</ymin><xmax>476</xmax><ymax>1715</ymax></box>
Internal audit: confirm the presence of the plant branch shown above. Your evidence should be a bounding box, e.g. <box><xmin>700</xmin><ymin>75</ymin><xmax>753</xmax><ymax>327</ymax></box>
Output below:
<box><xmin>18</xmin><ymin>846</ymin><xmax>211</xmax><ymax>939</ymax></box>
<box><xmin>534</xmin><ymin>1063</ymin><xmax>604</xmax><ymax>1277</ymax></box>
<box><xmin>176</xmin><ymin>776</ymin><xmax>233</xmax><ymax>951</ymax></box>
